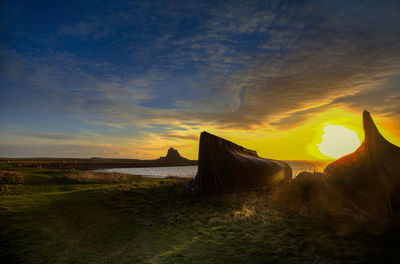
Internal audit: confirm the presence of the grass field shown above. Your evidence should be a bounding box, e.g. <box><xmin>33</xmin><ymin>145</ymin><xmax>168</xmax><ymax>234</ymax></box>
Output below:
<box><xmin>0</xmin><ymin>163</ymin><xmax>397</xmax><ymax>263</ymax></box>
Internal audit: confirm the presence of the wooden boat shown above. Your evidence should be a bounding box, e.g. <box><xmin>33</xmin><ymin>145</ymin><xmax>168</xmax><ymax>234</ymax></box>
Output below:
<box><xmin>324</xmin><ymin>110</ymin><xmax>400</xmax><ymax>217</ymax></box>
<box><xmin>195</xmin><ymin>132</ymin><xmax>292</xmax><ymax>194</ymax></box>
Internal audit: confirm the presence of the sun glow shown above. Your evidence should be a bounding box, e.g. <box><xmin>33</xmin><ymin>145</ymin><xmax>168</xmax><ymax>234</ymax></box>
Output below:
<box><xmin>318</xmin><ymin>125</ymin><xmax>361</xmax><ymax>159</ymax></box>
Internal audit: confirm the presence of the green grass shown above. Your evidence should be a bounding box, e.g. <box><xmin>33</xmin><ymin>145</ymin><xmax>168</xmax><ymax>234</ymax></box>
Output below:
<box><xmin>0</xmin><ymin>164</ymin><xmax>395</xmax><ymax>263</ymax></box>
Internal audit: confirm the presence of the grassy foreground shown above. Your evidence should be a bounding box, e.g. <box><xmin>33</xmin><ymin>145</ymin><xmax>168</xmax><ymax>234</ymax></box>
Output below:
<box><xmin>0</xmin><ymin>163</ymin><xmax>396</xmax><ymax>263</ymax></box>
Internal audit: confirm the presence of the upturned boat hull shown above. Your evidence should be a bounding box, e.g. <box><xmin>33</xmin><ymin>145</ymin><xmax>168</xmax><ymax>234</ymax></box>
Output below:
<box><xmin>324</xmin><ymin>111</ymin><xmax>400</xmax><ymax>217</ymax></box>
<box><xmin>195</xmin><ymin>132</ymin><xmax>292</xmax><ymax>194</ymax></box>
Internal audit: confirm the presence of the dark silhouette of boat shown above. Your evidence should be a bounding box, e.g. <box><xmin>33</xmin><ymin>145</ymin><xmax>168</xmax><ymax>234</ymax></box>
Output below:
<box><xmin>324</xmin><ymin>110</ymin><xmax>400</xmax><ymax>217</ymax></box>
<box><xmin>195</xmin><ymin>132</ymin><xmax>292</xmax><ymax>194</ymax></box>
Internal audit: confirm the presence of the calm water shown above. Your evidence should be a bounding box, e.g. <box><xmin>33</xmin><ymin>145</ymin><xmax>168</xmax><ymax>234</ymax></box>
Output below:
<box><xmin>100</xmin><ymin>160</ymin><xmax>331</xmax><ymax>178</ymax></box>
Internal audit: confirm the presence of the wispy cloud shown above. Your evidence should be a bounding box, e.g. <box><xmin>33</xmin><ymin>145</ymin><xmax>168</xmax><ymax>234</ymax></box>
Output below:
<box><xmin>165</xmin><ymin>0</ymin><xmax>400</xmax><ymax>130</ymax></box>
<box><xmin>59</xmin><ymin>21</ymin><xmax>110</xmax><ymax>40</ymax></box>
<box><xmin>160</xmin><ymin>134</ymin><xmax>198</xmax><ymax>141</ymax></box>
<box><xmin>16</xmin><ymin>132</ymin><xmax>87</xmax><ymax>141</ymax></box>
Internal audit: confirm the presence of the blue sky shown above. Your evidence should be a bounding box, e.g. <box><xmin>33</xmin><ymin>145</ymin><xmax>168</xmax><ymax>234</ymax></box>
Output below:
<box><xmin>1</xmin><ymin>0</ymin><xmax>400</xmax><ymax>159</ymax></box>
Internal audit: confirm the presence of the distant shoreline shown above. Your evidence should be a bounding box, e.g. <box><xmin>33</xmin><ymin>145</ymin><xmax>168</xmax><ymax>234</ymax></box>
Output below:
<box><xmin>0</xmin><ymin>157</ymin><xmax>197</xmax><ymax>170</ymax></box>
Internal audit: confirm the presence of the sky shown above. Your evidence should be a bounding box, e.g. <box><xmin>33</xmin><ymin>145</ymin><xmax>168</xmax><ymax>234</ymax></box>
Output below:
<box><xmin>1</xmin><ymin>0</ymin><xmax>400</xmax><ymax>160</ymax></box>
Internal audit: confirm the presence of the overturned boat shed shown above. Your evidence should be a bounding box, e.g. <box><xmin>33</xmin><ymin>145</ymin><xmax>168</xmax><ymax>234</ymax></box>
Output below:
<box><xmin>195</xmin><ymin>132</ymin><xmax>292</xmax><ymax>194</ymax></box>
<box><xmin>324</xmin><ymin>110</ymin><xmax>400</xmax><ymax>217</ymax></box>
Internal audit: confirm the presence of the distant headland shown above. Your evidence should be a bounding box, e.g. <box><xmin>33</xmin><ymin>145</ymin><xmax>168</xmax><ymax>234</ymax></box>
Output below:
<box><xmin>0</xmin><ymin>148</ymin><xmax>197</xmax><ymax>170</ymax></box>
<box><xmin>157</xmin><ymin>147</ymin><xmax>189</xmax><ymax>162</ymax></box>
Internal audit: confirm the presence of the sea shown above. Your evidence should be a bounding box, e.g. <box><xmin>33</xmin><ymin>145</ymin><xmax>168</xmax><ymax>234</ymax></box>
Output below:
<box><xmin>100</xmin><ymin>160</ymin><xmax>331</xmax><ymax>179</ymax></box>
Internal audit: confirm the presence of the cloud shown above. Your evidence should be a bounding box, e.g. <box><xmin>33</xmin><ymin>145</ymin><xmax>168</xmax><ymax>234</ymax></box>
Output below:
<box><xmin>0</xmin><ymin>48</ymin><xmax>158</xmax><ymax>119</ymax></box>
<box><xmin>12</xmin><ymin>132</ymin><xmax>135</xmax><ymax>144</ymax></box>
<box><xmin>0</xmin><ymin>143</ymin><xmax>129</xmax><ymax>158</ymax></box>
<box><xmin>160</xmin><ymin>134</ymin><xmax>198</xmax><ymax>141</ymax></box>
<box><xmin>166</xmin><ymin>0</ymin><xmax>400</xmax><ymax>130</ymax></box>
<box><xmin>16</xmin><ymin>132</ymin><xmax>87</xmax><ymax>141</ymax></box>
<box><xmin>88</xmin><ymin>121</ymin><xmax>125</xmax><ymax>129</ymax></box>
<box><xmin>59</xmin><ymin>21</ymin><xmax>110</xmax><ymax>40</ymax></box>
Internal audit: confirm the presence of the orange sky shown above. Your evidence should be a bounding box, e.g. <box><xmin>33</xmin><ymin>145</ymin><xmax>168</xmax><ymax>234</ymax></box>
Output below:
<box><xmin>133</xmin><ymin>107</ymin><xmax>400</xmax><ymax>161</ymax></box>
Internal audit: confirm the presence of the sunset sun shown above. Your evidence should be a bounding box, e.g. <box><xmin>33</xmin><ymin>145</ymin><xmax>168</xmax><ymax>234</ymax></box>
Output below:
<box><xmin>318</xmin><ymin>125</ymin><xmax>361</xmax><ymax>159</ymax></box>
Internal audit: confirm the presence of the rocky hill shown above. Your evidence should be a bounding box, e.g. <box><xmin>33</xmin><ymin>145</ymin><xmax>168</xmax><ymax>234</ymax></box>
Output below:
<box><xmin>157</xmin><ymin>148</ymin><xmax>189</xmax><ymax>162</ymax></box>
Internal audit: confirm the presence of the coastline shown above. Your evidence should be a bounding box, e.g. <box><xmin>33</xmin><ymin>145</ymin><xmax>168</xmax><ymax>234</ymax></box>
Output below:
<box><xmin>0</xmin><ymin>158</ymin><xmax>197</xmax><ymax>170</ymax></box>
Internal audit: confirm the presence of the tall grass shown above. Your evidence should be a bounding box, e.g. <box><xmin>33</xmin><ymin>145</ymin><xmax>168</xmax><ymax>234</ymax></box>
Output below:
<box><xmin>0</xmin><ymin>171</ymin><xmax>24</xmax><ymax>185</ymax></box>
<box><xmin>64</xmin><ymin>171</ymin><xmax>134</xmax><ymax>184</ymax></box>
